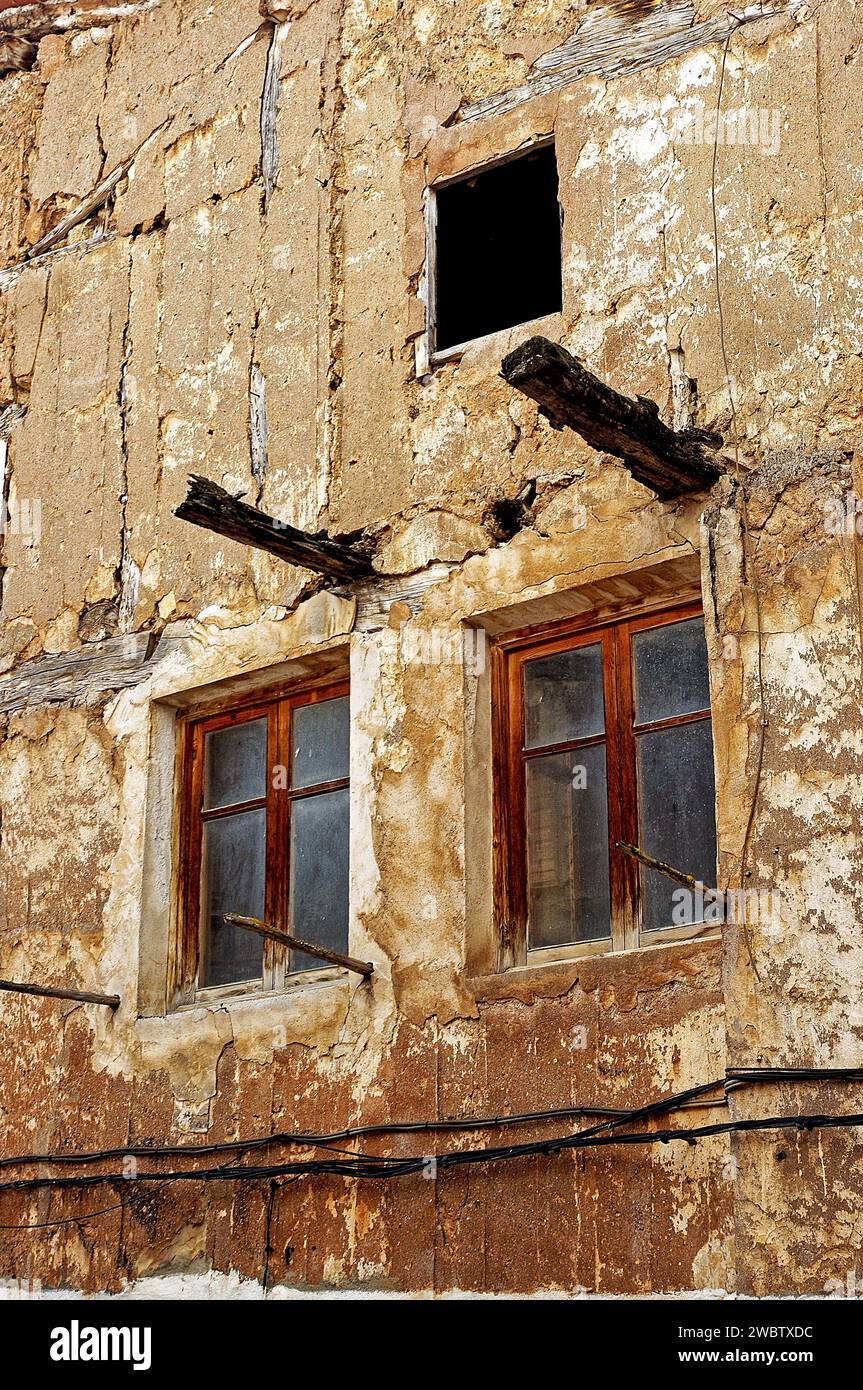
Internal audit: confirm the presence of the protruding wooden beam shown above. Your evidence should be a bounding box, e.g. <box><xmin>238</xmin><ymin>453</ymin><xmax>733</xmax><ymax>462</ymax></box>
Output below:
<box><xmin>175</xmin><ymin>475</ymin><xmax>374</xmax><ymax>581</ymax></box>
<box><xmin>0</xmin><ymin>979</ymin><xmax>120</xmax><ymax>1009</ymax></box>
<box><xmin>501</xmin><ymin>336</ymin><xmax>723</xmax><ymax>498</ymax></box>
<box><xmin>224</xmin><ymin>913</ymin><xmax>374</xmax><ymax>978</ymax></box>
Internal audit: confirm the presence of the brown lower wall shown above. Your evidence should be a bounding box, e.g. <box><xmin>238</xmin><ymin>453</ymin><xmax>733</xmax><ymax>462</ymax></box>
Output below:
<box><xmin>0</xmin><ymin>941</ymin><xmax>728</xmax><ymax>1294</ymax></box>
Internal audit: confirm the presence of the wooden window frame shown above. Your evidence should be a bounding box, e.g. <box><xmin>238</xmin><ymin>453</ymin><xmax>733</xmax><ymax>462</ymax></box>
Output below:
<box><xmin>492</xmin><ymin>598</ymin><xmax>714</xmax><ymax>970</ymax></box>
<box><xmin>172</xmin><ymin>675</ymin><xmax>349</xmax><ymax>1006</ymax></box>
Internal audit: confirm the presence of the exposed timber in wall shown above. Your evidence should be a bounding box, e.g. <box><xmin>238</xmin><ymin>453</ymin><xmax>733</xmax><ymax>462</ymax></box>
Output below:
<box><xmin>457</xmin><ymin>1</ymin><xmax>802</xmax><ymax>124</ymax></box>
<box><xmin>0</xmin><ymin>233</ymin><xmax>117</xmax><ymax>293</ymax></box>
<box><xmin>175</xmin><ymin>474</ymin><xmax>376</xmax><ymax>581</ymax></box>
<box><xmin>353</xmin><ymin>563</ymin><xmax>455</xmax><ymax>631</ymax></box>
<box><xmin>0</xmin><ymin>1</ymin><xmax>158</xmax><ymax>43</ymax></box>
<box><xmin>502</xmin><ymin>336</ymin><xmax>723</xmax><ymax>498</ymax></box>
<box><xmin>0</xmin><ymin>405</ymin><xmax>26</xmax><ymax>439</ymax></box>
<box><xmin>0</xmin><ymin>632</ymin><xmax>171</xmax><ymax>713</ymax></box>
<box><xmin>0</xmin><ymin>120</ymin><xmax>168</xmax><ymax>292</ymax></box>
<box><xmin>260</xmin><ymin>20</ymin><xmax>287</xmax><ymax>211</ymax></box>
<box><xmin>25</xmin><ymin>156</ymin><xmax>136</xmax><ymax>260</ymax></box>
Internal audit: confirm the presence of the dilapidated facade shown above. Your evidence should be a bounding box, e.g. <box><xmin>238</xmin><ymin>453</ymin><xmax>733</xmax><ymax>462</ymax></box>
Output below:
<box><xmin>0</xmin><ymin>0</ymin><xmax>862</xmax><ymax>1297</ymax></box>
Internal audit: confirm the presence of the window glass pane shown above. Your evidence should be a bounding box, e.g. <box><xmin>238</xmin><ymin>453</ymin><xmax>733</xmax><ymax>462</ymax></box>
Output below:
<box><xmin>200</xmin><ymin>808</ymin><xmax>266</xmax><ymax>986</ymax></box>
<box><xmin>523</xmin><ymin>642</ymin><xmax>604</xmax><ymax>749</ymax></box>
<box><xmin>289</xmin><ymin>787</ymin><xmax>349</xmax><ymax>971</ymax></box>
<box><xmin>526</xmin><ymin>743</ymin><xmax>611</xmax><ymax>947</ymax></box>
<box><xmin>637</xmin><ymin>718</ymin><xmax>717</xmax><ymax>932</ymax></box>
<box><xmin>292</xmin><ymin>696</ymin><xmax>349</xmax><ymax>789</ymax></box>
<box><xmin>632</xmin><ymin>617</ymin><xmax>710</xmax><ymax>725</ymax></box>
<box><xmin>203</xmin><ymin>717</ymin><xmax>267</xmax><ymax>810</ymax></box>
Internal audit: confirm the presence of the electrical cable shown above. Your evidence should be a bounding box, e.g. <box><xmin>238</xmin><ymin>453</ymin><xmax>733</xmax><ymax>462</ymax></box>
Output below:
<box><xmin>1</xmin><ymin>1110</ymin><xmax>863</xmax><ymax>1194</ymax></box>
<box><xmin>0</xmin><ymin>1199</ymin><xmax>128</xmax><ymax>1231</ymax></box>
<box><xmin>0</xmin><ymin>1094</ymin><xmax>717</xmax><ymax>1172</ymax></box>
<box><xmin>2</xmin><ymin>1069</ymin><xmax>861</xmax><ymax>1231</ymax></box>
<box><xmin>2</xmin><ymin>1068</ymin><xmax>861</xmax><ymax>1175</ymax></box>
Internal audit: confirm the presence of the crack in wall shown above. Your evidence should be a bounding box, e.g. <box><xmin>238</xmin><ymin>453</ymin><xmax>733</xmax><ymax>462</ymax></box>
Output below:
<box><xmin>116</xmin><ymin>300</ymin><xmax>139</xmax><ymax>633</ymax></box>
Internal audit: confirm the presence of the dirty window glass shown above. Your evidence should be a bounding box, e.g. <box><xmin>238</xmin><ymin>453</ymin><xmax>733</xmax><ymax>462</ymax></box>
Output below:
<box><xmin>204</xmin><ymin>718</ymin><xmax>267</xmax><ymax>810</ymax></box>
<box><xmin>523</xmin><ymin>643</ymin><xmax>604</xmax><ymax>748</ymax></box>
<box><xmin>292</xmin><ymin>696</ymin><xmax>350</xmax><ymax>789</ymax></box>
<box><xmin>526</xmin><ymin>743</ymin><xmax>611</xmax><ymax>947</ymax></box>
<box><xmin>200</xmin><ymin>809</ymin><xmax>266</xmax><ymax>987</ymax></box>
<box><xmin>190</xmin><ymin>686</ymin><xmax>350</xmax><ymax>997</ymax></box>
<box><xmin>510</xmin><ymin>609</ymin><xmax>716</xmax><ymax>958</ymax></box>
<box><xmin>632</xmin><ymin>618</ymin><xmax>710</xmax><ymax>725</ymax></box>
<box><xmin>637</xmin><ymin>718</ymin><xmax>717</xmax><ymax>931</ymax></box>
<box><xmin>289</xmin><ymin>787</ymin><xmax>350</xmax><ymax>970</ymax></box>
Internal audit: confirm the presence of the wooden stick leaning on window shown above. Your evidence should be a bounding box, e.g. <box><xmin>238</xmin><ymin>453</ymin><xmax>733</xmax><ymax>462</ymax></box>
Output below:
<box><xmin>0</xmin><ymin>979</ymin><xmax>120</xmax><ymax>1009</ymax></box>
<box><xmin>616</xmin><ymin>841</ymin><xmax>723</xmax><ymax>937</ymax></box>
<box><xmin>223</xmin><ymin>913</ymin><xmax>374</xmax><ymax>978</ymax></box>
<box><xmin>615</xmin><ymin>841</ymin><xmax>701</xmax><ymax>891</ymax></box>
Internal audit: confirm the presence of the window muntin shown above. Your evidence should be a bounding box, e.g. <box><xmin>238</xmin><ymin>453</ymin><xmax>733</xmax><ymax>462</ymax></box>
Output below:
<box><xmin>495</xmin><ymin>604</ymin><xmax>716</xmax><ymax>963</ymax></box>
<box><xmin>180</xmin><ymin>682</ymin><xmax>350</xmax><ymax>998</ymax></box>
<box><xmin>431</xmin><ymin>143</ymin><xmax>563</xmax><ymax>357</ymax></box>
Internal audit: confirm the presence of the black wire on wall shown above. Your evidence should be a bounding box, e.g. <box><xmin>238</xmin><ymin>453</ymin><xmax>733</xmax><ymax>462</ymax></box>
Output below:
<box><xmin>0</xmin><ymin>1069</ymin><xmax>862</xmax><ymax>1216</ymax></box>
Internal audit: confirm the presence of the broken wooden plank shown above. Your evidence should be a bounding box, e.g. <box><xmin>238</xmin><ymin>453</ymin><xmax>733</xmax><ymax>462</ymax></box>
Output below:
<box><xmin>0</xmin><ymin>632</ymin><xmax>170</xmax><ymax>714</ymax></box>
<box><xmin>501</xmin><ymin>336</ymin><xmax>723</xmax><ymax>498</ymax></box>
<box><xmin>0</xmin><ymin>978</ymin><xmax>120</xmax><ymax>1009</ymax></box>
<box><xmin>175</xmin><ymin>475</ymin><xmax>375</xmax><ymax>581</ymax></box>
<box><xmin>458</xmin><ymin>1</ymin><xmax>791</xmax><ymax>124</ymax></box>
<box><xmin>26</xmin><ymin>156</ymin><xmax>135</xmax><ymax>261</ymax></box>
<box><xmin>0</xmin><ymin>1</ymin><xmax>159</xmax><ymax>43</ymax></box>
<box><xmin>224</xmin><ymin>913</ymin><xmax>374</xmax><ymax>978</ymax></box>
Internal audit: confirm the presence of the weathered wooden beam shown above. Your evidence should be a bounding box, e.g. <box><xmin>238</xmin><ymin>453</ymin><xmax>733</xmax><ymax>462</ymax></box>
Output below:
<box><xmin>0</xmin><ymin>979</ymin><xmax>120</xmax><ymax>1009</ymax></box>
<box><xmin>501</xmin><ymin>336</ymin><xmax>723</xmax><ymax>498</ymax></box>
<box><xmin>26</xmin><ymin>156</ymin><xmax>135</xmax><ymax>261</ymax></box>
<box><xmin>224</xmin><ymin>913</ymin><xmax>374</xmax><ymax>978</ymax></box>
<box><xmin>0</xmin><ymin>631</ymin><xmax>178</xmax><ymax>714</ymax></box>
<box><xmin>0</xmin><ymin>234</ymin><xmax>117</xmax><ymax>295</ymax></box>
<box><xmin>458</xmin><ymin>1</ymin><xmax>782</xmax><ymax>125</ymax></box>
<box><xmin>260</xmin><ymin>20</ymin><xmax>287</xmax><ymax>210</ymax></box>
<box><xmin>175</xmin><ymin>475</ymin><xmax>374</xmax><ymax>581</ymax></box>
<box><xmin>0</xmin><ymin>1</ymin><xmax>158</xmax><ymax>44</ymax></box>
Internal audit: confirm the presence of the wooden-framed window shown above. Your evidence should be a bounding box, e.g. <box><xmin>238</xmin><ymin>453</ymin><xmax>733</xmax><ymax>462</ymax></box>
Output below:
<box><xmin>175</xmin><ymin>679</ymin><xmax>349</xmax><ymax>1001</ymax></box>
<box><xmin>492</xmin><ymin>601</ymin><xmax>716</xmax><ymax>966</ymax></box>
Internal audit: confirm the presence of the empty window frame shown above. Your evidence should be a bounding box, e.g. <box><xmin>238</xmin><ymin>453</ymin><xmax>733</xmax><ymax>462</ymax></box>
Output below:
<box><xmin>429</xmin><ymin>143</ymin><xmax>563</xmax><ymax>358</ymax></box>
<box><xmin>176</xmin><ymin>680</ymin><xmax>350</xmax><ymax>999</ymax></box>
<box><xmin>493</xmin><ymin>603</ymin><xmax>717</xmax><ymax>964</ymax></box>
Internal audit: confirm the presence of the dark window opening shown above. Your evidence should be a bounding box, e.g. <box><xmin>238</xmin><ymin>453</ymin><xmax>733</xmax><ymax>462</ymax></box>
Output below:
<box><xmin>432</xmin><ymin>143</ymin><xmax>562</xmax><ymax>355</ymax></box>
